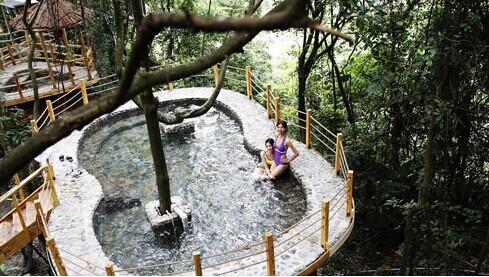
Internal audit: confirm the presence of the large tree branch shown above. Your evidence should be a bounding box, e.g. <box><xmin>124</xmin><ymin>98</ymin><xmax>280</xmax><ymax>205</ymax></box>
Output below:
<box><xmin>0</xmin><ymin>0</ymin><xmax>352</xmax><ymax>183</ymax></box>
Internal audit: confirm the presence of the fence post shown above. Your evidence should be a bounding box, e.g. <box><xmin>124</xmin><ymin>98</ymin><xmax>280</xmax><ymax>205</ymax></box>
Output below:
<box><xmin>0</xmin><ymin>51</ymin><xmax>3</xmax><ymax>70</ymax></box>
<box><xmin>266</xmin><ymin>85</ymin><xmax>272</xmax><ymax>119</ymax></box>
<box><xmin>46</xmin><ymin>100</ymin><xmax>55</xmax><ymax>122</ymax></box>
<box><xmin>46</xmin><ymin>236</ymin><xmax>68</xmax><ymax>276</ymax></box>
<box><xmin>265</xmin><ymin>232</ymin><xmax>276</xmax><ymax>276</ymax></box>
<box><xmin>274</xmin><ymin>96</ymin><xmax>281</xmax><ymax>123</ymax></box>
<box><xmin>245</xmin><ymin>65</ymin><xmax>253</xmax><ymax>100</ymax></box>
<box><xmin>105</xmin><ymin>262</ymin><xmax>116</xmax><ymax>276</ymax></box>
<box><xmin>30</xmin><ymin>119</ymin><xmax>39</xmax><ymax>134</ymax></box>
<box><xmin>165</xmin><ymin>63</ymin><xmax>173</xmax><ymax>91</ymax></box>
<box><xmin>38</xmin><ymin>32</ymin><xmax>56</xmax><ymax>88</ymax></box>
<box><xmin>46</xmin><ymin>163</ymin><xmax>60</xmax><ymax>207</ymax></box>
<box><xmin>321</xmin><ymin>199</ymin><xmax>329</xmax><ymax>251</ymax></box>
<box><xmin>213</xmin><ymin>64</ymin><xmax>219</xmax><ymax>87</ymax></box>
<box><xmin>14</xmin><ymin>73</ymin><xmax>23</xmax><ymax>98</ymax></box>
<box><xmin>347</xmin><ymin>170</ymin><xmax>353</xmax><ymax>216</ymax></box>
<box><xmin>80</xmin><ymin>79</ymin><xmax>89</xmax><ymax>105</ymax></box>
<box><xmin>305</xmin><ymin>109</ymin><xmax>312</xmax><ymax>148</ymax></box>
<box><xmin>84</xmin><ymin>47</ymin><xmax>92</xmax><ymax>80</ymax></box>
<box><xmin>7</xmin><ymin>43</ymin><xmax>15</xmax><ymax>65</ymax></box>
<box><xmin>334</xmin><ymin>133</ymin><xmax>343</xmax><ymax>175</ymax></box>
<box><xmin>66</xmin><ymin>61</ymin><xmax>75</xmax><ymax>86</ymax></box>
<box><xmin>193</xmin><ymin>251</ymin><xmax>203</xmax><ymax>276</ymax></box>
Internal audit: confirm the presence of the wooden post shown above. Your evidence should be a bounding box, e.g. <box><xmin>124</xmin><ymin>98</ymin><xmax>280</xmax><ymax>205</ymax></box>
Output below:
<box><xmin>38</xmin><ymin>32</ymin><xmax>56</xmax><ymax>88</ymax></box>
<box><xmin>80</xmin><ymin>79</ymin><xmax>89</xmax><ymax>105</ymax></box>
<box><xmin>245</xmin><ymin>65</ymin><xmax>253</xmax><ymax>100</ymax></box>
<box><xmin>62</xmin><ymin>28</ymin><xmax>72</xmax><ymax>60</ymax></box>
<box><xmin>321</xmin><ymin>199</ymin><xmax>329</xmax><ymax>250</ymax></box>
<box><xmin>7</xmin><ymin>43</ymin><xmax>15</xmax><ymax>65</ymax></box>
<box><xmin>265</xmin><ymin>232</ymin><xmax>276</xmax><ymax>275</ymax></box>
<box><xmin>166</xmin><ymin>63</ymin><xmax>173</xmax><ymax>91</ymax></box>
<box><xmin>274</xmin><ymin>96</ymin><xmax>281</xmax><ymax>124</ymax></box>
<box><xmin>46</xmin><ymin>163</ymin><xmax>60</xmax><ymax>207</ymax></box>
<box><xmin>0</xmin><ymin>50</ymin><xmax>3</xmax><ymax>70</ymax></box>
<box><xmin>30</xmin><ymin>119</ymin><xmax>39</xmax><ymax>133</ymax></box>
<box><xmin>24</xmin><ymin>31</ymin><xmax>30</xmax><ymax>48</ymax></box>
<box><xmin>105</xmin><ymin>262</ymin><xmax>116</xmax><ymax>276</ymax></box>
<box><xmin>34</xmin><ymin>200</ymin><xmax>48</xmax><ymax>236</ymax></box>
<box><xmin>13</xmin><ymin>174</ymin><xmax>25</xmax><ymax>201</ymax></box>
<box><xmin>266</xmin><ymin>85</ymin><xmax>272</xmax><ymax>119</ymax></box>
<box><xmin>305</xmin><ymin>109</ymin><xmax>312</xmax><ymax>148</ymax></box>
<box><xmin>14</xmin><ymin>73</ymin><xmax>23</xmax><ymax>98</ymax></box>
<box><xmin>65</xmin><ymin>61</ymin><xmax>75</xmax><ymax>86</ymax></box>
<box><xmin>335</xmin><ymin>133</ymin><xmax>344</xmax><ymax>174</ymax></box>
<box><xmin>84</xmin><ymin>48</ymin><xmax>92</xmax><ymax>80</ymax></box>
<box><xmin>46</xmin><ymin>236</ymin><xmax>68</xmax><ymax>276</ymax></box>
<box><xmin>213</xmin><ymin>64</ymin><xmax>219</xmax><ymax>87</ymax></box>
<box><xmin>192</xmin><ymin>251</ymin><xmax>202</xmax><ymax>276</ymax></box>
<box><xmin>46</xmin><ymin>100</ymin><xmax>55</xmax><ymax>122</ymax></box>
<box><xmin>49</xmin><ymin>43</ymin><xmax>56</xmax><ymax>63</ymax></box>
<box><xmin>12</xmin><ymin>194</ymin><xmax>28</xmax><ymax>235</ymax></box>
<box><xmin>347</xmin><ymin>170</ymin><xmax>353</xmax><ymax>216</ymax></box>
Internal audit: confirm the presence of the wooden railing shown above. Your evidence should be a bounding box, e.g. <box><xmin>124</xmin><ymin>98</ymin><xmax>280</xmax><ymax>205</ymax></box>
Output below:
<box><xmin>20</xmin><ymin>63</ymin><xmax>354</xmax><ymax>275</ymax></box>
<box><xmin>0</xmin><ymin>31</ymin><xmax>95</xmax><ymax>103</ymax></box>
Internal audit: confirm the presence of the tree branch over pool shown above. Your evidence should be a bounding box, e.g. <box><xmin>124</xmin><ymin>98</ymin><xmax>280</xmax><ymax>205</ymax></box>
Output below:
<box><xmin>0</xmin><ymin>0</ymin><xmax>353</xmax><ymax>184</ymax></box>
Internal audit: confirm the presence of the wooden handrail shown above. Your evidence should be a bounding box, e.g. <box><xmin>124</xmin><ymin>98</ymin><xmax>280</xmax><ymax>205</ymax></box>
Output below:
<box><xmin>0</xmin><ymin>166</ymin><xmax>46</xmax><ymax>204</ymax></box>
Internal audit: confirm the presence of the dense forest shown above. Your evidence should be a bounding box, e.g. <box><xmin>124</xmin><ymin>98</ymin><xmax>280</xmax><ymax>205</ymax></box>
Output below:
<box><xmin>0</xmin><ymin>0</ymin><xmax>488</xmax><ymax>275</ymax></box>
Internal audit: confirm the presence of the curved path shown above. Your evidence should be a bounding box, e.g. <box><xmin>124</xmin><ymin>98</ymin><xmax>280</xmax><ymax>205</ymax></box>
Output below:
<box><xmin>42</xmin><ymin>87</ymin><xmax>352</xmax><ymax>275</ymax></box>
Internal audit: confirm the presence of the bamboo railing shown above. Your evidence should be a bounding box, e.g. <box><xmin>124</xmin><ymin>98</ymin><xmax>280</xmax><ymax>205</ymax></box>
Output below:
<box><xmin>21</xmin><ymin>63</ymin><xmax>354</xmax><ymax>276</ymax></box>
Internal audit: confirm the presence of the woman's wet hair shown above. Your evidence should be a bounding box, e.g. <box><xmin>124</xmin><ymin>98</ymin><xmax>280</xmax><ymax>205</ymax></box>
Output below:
<box><xmin>276</xmin><ymin>120</ymin><xmax>288</xmax><ymax>130</ymax></box>
<box><xmin>265</xmin><ymin>138</ymin><xmax>274</xmax><ymax>146</ymax></box>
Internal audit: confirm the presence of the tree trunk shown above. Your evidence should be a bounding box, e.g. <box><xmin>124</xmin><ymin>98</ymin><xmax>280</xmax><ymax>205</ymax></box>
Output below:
<box><xmin>131</xmin><ymin>0</ymin><xmax>172</xmax><ymax>213</ymax></box>
<box><xmin>328</xmin><ymin>49</ymin><xmax>354</xmax><ymax>124</ymax></box>
<box><xmin>113</xmin><ymin>0</ymin><xmax>125</xmax><ymax>76</ymax></box>
<box><xmin>140</xmin><ymin>90</ymin><xmax>171</xmax><ymax>213</ymax></box>
<box><xmin>27</xmin><ymin>31</ymin><xmax>40</xmax><ymax>118</ymax></box>
<box><xmin>476</xmin><ymin>224</ymin><xmax>489</xmax><ymax>274</ymax></box>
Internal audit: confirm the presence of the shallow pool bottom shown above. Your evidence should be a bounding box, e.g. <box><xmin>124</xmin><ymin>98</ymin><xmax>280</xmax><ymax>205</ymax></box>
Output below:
<box><xmin>78</xmin><ymin>107</ymin><xmax>307</xmax><ymax>275</ymax></box>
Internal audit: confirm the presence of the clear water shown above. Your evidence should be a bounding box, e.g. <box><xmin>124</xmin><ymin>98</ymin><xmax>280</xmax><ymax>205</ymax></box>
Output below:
<box><xmin>78</xmin><ymin>108</ymin><xmax>307</xmax><ymax>275</ymax></box>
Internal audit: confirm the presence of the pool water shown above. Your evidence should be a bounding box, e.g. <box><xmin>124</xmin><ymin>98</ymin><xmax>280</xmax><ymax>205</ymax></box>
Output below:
<box><xmin>78</xmin><ymin>107</ymin><xmax>307</xmax><ymax>275</ymax></box>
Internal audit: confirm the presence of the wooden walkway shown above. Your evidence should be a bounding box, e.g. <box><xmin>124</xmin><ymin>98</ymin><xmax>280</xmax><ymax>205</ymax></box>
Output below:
<box><xmin>0</xmin><ymin>165</ymin><xmax>59</xmax><ymax>263</ymax></box>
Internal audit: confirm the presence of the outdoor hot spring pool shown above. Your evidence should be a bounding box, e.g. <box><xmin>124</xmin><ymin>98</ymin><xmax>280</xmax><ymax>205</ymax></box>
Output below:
<box><xmin>78</xmin><ymin>106</ymin><xmax>307</xmax><ymax>274</ymax></box>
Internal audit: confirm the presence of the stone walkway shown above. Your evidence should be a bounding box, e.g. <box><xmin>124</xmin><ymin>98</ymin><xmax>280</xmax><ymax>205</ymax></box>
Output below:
<box><xmin>41</xmin><ymin>87</ymin><xmax>353</xmax><ymax>275</ymax></box>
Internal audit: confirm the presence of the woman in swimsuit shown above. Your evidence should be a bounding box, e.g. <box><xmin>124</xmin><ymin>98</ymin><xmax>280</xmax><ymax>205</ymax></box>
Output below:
<box><xmin>260</xmin><ymin>138</ymin><xmax>276</xmax><ymax>180</ymax></box>
<box><xmin>270</xmin><ymin>120</ymin><xmax>299</xmax><ymax>178</ymax></box>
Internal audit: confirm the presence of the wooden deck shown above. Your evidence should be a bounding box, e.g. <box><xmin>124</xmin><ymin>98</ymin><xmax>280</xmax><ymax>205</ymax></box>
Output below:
<box><xmin>0</xmin><ymin>165</ymin><xmax>59</xmax><ymax>263</ymax></box>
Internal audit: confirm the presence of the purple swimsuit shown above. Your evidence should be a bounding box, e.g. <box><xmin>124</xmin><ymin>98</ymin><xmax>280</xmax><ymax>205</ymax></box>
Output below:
<box><xmin>273</xmin><ymin>135</ymin><xmax>288</xmax><ymax>166</ymax></box>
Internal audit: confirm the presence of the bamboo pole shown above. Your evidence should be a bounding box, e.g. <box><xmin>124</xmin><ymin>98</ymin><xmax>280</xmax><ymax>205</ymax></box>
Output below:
<box><xmin>105</xmin><ymin>262</ymin><xmax>116</xmax><ymax>276</ymax></box>
<box><xmin>46</xmin><ymin>236</ymin><xmax>68</xmax><ymax>276</ymax></box>
<box><xmin>7</xmin><ymin>43</ymin><xmax>15</xmax><ymax>65</ymax></box>
<box><xmin>265</xmin><ymin>232</ymin><xmax>276</xmax><ymax>276</ymax></box>
<box><xmin>274</xmin><ymin>96</ymin><xmax>281</xmax><ymax>123</ymax></box>
<box><xmin>30</xmin><ymin>119</ymin><xmax>39</xmax><ymax>133</ymax></box>
<box><xmin>305</xmin><ymin>109</ymin><xmax>312</xmax><ymax>148</ymax></box>
<box><xmin>166</xmin><ymin>63</ymin><xmax>173</xmax><ymax>91</ymax></box>
<box><xmin>13</xmin><ymin>73</ymin><xmax>23</xmax><ymax>98</ymax></box>
<box><xmin>80</xmin><ymin>79</ymin><xmax>89</xmax><ymax>105</ymax></box>
<box><xmin>245</xmin><ymin>65</ymin><xmax>253</xmax><ymax>100</ymax></box>
<box><xmin>347</xmin><ymin>170</ymin><xmax>353</xmax><ymax>216</ymax></box>
<box><xmin>321</xmin><ymin>199</ymin><xmax>329</xmax><ymax>250</ymax></box>
<box><xmin>46</xmin><ymin>100</ymin><xmax>55</xmax><ymax>122</ymax></box>
<box><xmin>335</xmin><ymin>133</ymin><xmax>344</xmax><ymax>174</ymax></box>
<box><xmin>266</xmin><ymin>85</ymin><xmax>272</xmax><ymax>119</ymax></box>
<box><xmin>193</xmin><ymin>251</ymin><xmax>203</xmax><ymax>276</ymax></box>
<box><xmin>38</xmin><ymin>32</ymin><xmax>56</xmax><ymax>88</ymax></box>
<box><xmin>213</xmin><ymin>64</ymin><xmax>219</xmax><ymax>87</ymax></box>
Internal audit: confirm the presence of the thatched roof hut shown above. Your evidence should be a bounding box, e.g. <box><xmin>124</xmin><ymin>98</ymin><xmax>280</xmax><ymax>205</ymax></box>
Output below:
<box><xmin>9</xmin><ymin>0</ymin><xmax>92</xmax><ymax>31</ymax></box>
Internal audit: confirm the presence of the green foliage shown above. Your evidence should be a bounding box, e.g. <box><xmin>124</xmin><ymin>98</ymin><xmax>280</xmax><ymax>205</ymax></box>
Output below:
<box><xmin>0</xmin><ymin>107</ymin><xmax>31</xmax><ymax>154</ymax></box>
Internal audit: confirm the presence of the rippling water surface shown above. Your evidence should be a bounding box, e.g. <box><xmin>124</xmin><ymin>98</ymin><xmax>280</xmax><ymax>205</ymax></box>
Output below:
<box><xmin>78</xmin><ymin>108</ymin><xmax>306</xmax><ymax>275</ymax></box>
